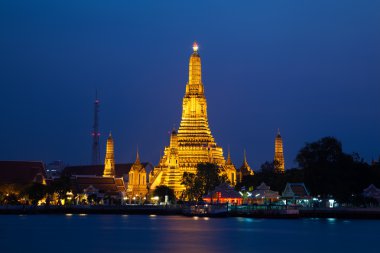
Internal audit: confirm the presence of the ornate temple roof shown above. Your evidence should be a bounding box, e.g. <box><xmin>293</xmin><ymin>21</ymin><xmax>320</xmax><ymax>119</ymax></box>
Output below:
<box><xmin>239</xmin><ymin>150</ymin><xmax>254</xmax><ymax>176</ymax></box>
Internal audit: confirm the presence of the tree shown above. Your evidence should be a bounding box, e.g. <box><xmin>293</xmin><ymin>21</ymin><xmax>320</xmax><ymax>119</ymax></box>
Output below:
<box><xmin>181</xmin><ymin>163</ymin><xmax>228</xmax><ymax>201</ymax></box>
<box><xmin>181</xmin><ymin>172</ymin><xmax>202</xmax><ymax>201</ymax></box>
<box><xmin>50</xmin><ymin>176</ymin><xmax>72</xmax><ymax>204</ymax></box>
<box><xmin>296</xmin><ymin>136</ymin><xmax>373</xmax><ymax>202</ymax></box>
<box><xmin>153</xmin><ymin>185</ymin><xmax>175</xmax><ymax>203</ymax></box>
<box><xmin>22</xmin><ymin>183</ymin><xmax>48</xmax><ymax>206</ymax></box>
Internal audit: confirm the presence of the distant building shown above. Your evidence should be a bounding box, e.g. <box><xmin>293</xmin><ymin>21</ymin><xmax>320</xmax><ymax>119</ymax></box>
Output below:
<box><xmin>103</xmin><ymin>133</ymin><xmax>115</xmax><ymax>177</ymax></box>
<box><xmin>363</xmin><ymin>184</ymin><xmax>380</xmax><ymax>203</ymax></box>
<box><xmin>0</xmin><ymin>161</ymin><xmax>47</xmax><ymax>187</ymax></box>
<box><xmin>224</xmin><ymin>149</ymin><xmax>237</xmax><ymax>186</ymax></box>
<box><xmin>127</xmin><ymin>151</ymin><xmax>148</xmax><ymax>200</ymax></box>
<box><xmin>282</xmin><ymin>183</ymin><xmax>311</xmax><ymax>206</ymax></box>
<box><xmin>46</xmin><ymin>160</ymin><xmax>66</xmax><ymax>178</ymax></box>
<box><xmin>64</xmin><ymin>134</ymin><xmax>152</xmax><ymax>204</ymax></box>
<box><xmin>274</xmin><ymin>129</ymin><xmax>285</xmax><ymax>173</ymax></box>
<box><xmin>249</xmin><ymin>182</ymin><xmax>280</xmax><ymax>204</ymax></box>
<box><xmin>237</xmin><ymin>150</ymin><xmax>254</xmax><ymax>183</ymax></box>
<box><xmin>71</xmin><ymin>176</ymin><xmax>127</xmax><ymax>204</ymax></box>
<box><xmin>203</xmin><ymin>183</ymin><xmax>243</xmax><ymax>205</ymax></box>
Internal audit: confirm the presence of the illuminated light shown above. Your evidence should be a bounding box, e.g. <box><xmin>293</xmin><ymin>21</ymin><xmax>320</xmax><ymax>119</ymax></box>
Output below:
<box><xmin>193</xmin><ymin>41</ymin><xmax>199</xmax><ymax>52</ymax></box>
<box><xmin>329</xmin><ymin>199</ymin><xmax>335</xmax><ymax>208</ymax></box>
<box><xmin>79</xmin><ymin>214</ymin><xmax>87</xmax><ymax>216</ymax></box>
<box><xmin>203</xmin><ymin>217</ymin><xmax>209</xmax><ymax>220</ymax></box>
<box><xmin>66</xmin><ymin>213</ymin><xmax>73</xmax><ymax>217</ymax></box>
<box><xmin>193</xmin><ymin>216</ymin><xmax>199</xmax><ymax>220</ymax></box>
<box><xmin>149</xmin><ymin>214</ymin><xmax>157</xmax><ymax>217</ymax></box>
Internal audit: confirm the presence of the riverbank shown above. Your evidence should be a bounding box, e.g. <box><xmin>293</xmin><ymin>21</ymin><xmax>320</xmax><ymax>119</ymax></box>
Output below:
<box><xmin>2</xmin><ymin>205</ymin><xmax>380</xmax><ymax>219</ymax></box>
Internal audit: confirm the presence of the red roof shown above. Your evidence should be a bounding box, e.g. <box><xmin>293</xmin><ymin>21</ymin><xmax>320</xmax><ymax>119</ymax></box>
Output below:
<box><xmin>0</xmin><ymin>161</ymin><xmax>46</xmax><ymax>185</ymax></box>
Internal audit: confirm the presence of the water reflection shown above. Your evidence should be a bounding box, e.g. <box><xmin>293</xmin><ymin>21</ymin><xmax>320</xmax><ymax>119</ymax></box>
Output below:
<box><xmin>0</xmin><ymin>215</ymin><xmax>379</xmax><ymax>253</ymax></box>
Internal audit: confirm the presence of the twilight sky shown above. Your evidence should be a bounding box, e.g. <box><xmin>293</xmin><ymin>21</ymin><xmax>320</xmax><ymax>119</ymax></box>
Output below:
<box><xmin>0</xmin><ymin>0</ymin><xmax>379</xmax><ymax>169</ymax></box>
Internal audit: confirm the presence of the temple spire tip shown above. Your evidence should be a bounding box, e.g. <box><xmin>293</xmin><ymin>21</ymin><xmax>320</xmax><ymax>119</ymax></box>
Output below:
<box><xmin>192</xmin><ymin>41</ymin><xmax>198</xmax><ymax>52</ymax></box>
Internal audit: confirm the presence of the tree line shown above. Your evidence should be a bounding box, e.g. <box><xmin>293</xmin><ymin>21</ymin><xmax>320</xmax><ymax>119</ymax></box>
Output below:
<box><xmin>238</xmin><ymin>136</ymin><xmax>380</xmax><ymax>204</ymax></box>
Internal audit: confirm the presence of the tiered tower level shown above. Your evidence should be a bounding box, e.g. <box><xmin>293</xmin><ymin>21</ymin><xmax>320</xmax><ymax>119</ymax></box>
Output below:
<box><xmin>150</xmin><ymin>43</ymin><xmax>234</xmax><ymax>195</ymax></box>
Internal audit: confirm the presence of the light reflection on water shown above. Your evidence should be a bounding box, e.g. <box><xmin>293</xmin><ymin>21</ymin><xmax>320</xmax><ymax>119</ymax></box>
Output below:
<box><xmin>0</xmin><ymin>215</ymin><xmax>379</xmax><ymax>253</ymax></box>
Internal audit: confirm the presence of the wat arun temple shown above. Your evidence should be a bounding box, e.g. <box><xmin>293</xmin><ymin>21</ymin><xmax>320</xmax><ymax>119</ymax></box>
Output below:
<box><xmin>149</xmin><ymin>43</ymin><xmax>241</xmax><ymax>196</ymax></box>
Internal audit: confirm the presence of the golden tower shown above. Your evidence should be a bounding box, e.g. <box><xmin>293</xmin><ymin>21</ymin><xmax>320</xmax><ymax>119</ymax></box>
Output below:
<box><xmin>127</xmin><ymin>149</ymin><xmax>148</xmax><ymax>198</ymax></box>
<box><xmin>274</xmin><ymin>129</ymin><xmax>285</xmax><ymax>173</ymax></box>
<box><xmin>224</xmin><ymin>148</ymin><xmax>237</xmax><ymax>185</ymax></box>
<box><xmin>103</xmin><ymin>132</ymin><xmax>115</xmax><ymax>177</ymax></box>
<box><xmin>237</xmin><ymin>149</ymin><xmax>254</xmax><ymax>182</ymax></box>
<box><xmin>150</xmin><ymin>42</ymin><xmax>234</xmax><ymax>195</ymax></box>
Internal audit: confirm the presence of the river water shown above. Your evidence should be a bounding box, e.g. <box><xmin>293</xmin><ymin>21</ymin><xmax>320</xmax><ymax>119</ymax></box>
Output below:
<box><xmin>0</xmin><ymin>215</ymin><xmax>379</xmax><ymax>253</ymax></box>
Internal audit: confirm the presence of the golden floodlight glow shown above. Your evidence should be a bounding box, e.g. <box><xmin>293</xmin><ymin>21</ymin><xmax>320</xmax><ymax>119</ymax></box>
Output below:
<box><xmin>193</xmin><ymin>41</ymin><xmax>199</xmax><ymax>52</ymax></box>
<box><xmin>149</xmin><ymin>42</ymin><xmax>237</xmax><ymax>197</ymax></box>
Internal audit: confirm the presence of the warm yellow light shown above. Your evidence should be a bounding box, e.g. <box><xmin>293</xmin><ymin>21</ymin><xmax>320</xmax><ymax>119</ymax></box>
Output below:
<box><xmin>193</xmin><ymin>42</ymin><xmax>198</xmax><ymax>52</ymax></box>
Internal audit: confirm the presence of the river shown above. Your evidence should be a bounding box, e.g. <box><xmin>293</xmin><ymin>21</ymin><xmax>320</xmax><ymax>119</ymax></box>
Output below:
<box><xmin>0</xmin><ymin>215</ymin><xmax>379</xmax><ymax>252</ymax></box>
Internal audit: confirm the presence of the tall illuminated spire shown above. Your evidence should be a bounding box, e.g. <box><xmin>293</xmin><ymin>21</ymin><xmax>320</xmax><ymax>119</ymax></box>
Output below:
<box><xmin>188</xmin><ymin>41</ymin><xmax>202</xmax><ymax>87</ymax></box>
<box><xmin>274</xmin><ymin>129</ymin><xmax>285</xmax><ymax>173</ymax></box>
<box><xmin>103</xmin><ymin>132</ymin><xmax>115</xmax><ymax>177</ymax></box>
<box><xmin>151</xmin><ymin>42</ymin><xmax>231</xmax><ymax>196</ymax></box>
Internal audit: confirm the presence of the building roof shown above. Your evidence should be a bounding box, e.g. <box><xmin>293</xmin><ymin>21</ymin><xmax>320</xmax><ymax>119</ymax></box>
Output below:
<box><xmin>0</xmin><ymin>161</ymin><xmax>46</xmax><ymax>185</ymax></box>
<box><xmin>363</xmin><ymin>184</ymin><xmax>380</xmax><ymax>199</ymax></box>
<box><xmin>251</xmin><ymin>182</ymin><xmax>280</xmax><ymax>199</ymax></box>
<box><xmin>203</xmin><ymin>183</ymin><xmax>242</xmax><ymax>199</ymax></box>
<box><xmin>63</xmin><ymin>163</ymin><xmax>153</xmax><ymax>178</ymax></box>
<box><xmin>282</xmin><ymin>183</ymin><xmax>310</xmax><ymax>198</ymax></box>
<box><xmin>71</xmin><ymin>176</ymin><xmax>126</xmax><ymax>195</ymax></box>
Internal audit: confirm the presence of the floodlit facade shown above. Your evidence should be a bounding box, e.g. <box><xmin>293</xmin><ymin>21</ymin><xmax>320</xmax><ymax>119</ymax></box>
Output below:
<box><xmin>150</xmin><ymin>43</ymin><xmax>236</xmax><ymax>196</ymax></box>
<box><xmin>127</xmin><ymin>151</ymin><xmax>148</xmax><ymax>200</ymax></box>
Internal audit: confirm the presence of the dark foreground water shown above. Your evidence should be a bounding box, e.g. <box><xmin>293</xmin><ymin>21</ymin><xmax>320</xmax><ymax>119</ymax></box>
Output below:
<box><xmin>1</xmin><ymin>215</ymin><xmax>380</xmax><ymax>253</ymax></box>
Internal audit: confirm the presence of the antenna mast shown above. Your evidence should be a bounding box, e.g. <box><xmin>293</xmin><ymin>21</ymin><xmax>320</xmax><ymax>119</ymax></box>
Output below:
<box><xmin>91</xmin><ymin>91</ymin><xmax>100</xmax><ymax>165</ymax></box>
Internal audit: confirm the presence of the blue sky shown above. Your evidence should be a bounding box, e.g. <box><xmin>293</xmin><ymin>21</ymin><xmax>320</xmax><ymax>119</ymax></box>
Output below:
<box><xmin>0</xmin><ymin>0</ymin><xmax>379</xmax><ymax>169</ymax></box>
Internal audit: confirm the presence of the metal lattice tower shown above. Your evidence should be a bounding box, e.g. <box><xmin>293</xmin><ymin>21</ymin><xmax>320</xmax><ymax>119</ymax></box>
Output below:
<box><xmin>91</xmin><ymin>91</ymin><xmax>100</xmax><ymax>165</ymax></box>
